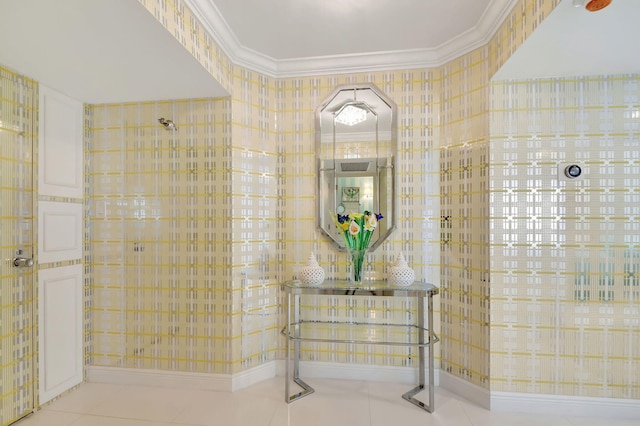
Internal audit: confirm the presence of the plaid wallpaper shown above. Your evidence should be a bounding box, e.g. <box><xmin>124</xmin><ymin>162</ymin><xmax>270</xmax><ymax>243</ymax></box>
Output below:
<box><xmin>81</xmin><ymin>0</ymin><xmax>640</xmax><ymax>400</ymax></box>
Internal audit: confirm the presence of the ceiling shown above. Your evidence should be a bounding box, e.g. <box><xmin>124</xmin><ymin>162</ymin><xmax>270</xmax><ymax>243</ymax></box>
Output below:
<box><xmin>185</xmin><ymin>0</ymin><xmax>519</xmax><ymax>76</ymax></box>
<box><xmin>494</xmin><ymin>0</ymin><xmax>640</xmax><ymax>80</ymax></box>
<box><xmin>0</xmin><ymin>0</ymin><xmax>228</xmax><ymax>103</ymax></box>
<box><xmin>208</xmin><ymin>0</ymin><xmax>502</xmax><ymax>59</ymax></box>
<box><xmin>0</xmin><ymin>0</ymin><xmax>636</xmax><ymax>104</ymax></box>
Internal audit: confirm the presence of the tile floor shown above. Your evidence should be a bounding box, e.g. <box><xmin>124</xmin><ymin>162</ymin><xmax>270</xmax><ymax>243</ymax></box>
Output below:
<box><xmin>15</xmin><ymin>378</ymin><xmax>639</xmax><ymax>426</ymax></box>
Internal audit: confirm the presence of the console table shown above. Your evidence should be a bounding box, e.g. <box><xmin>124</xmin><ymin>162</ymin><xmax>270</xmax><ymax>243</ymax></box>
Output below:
<box><xmin>281</xmin><ymin>279</ymin><xmax>439</xmax><ymax>412</ymax></box>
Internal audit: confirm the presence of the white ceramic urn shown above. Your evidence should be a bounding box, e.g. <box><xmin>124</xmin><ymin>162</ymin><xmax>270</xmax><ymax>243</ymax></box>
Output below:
<box><xmin>299</xmin><ymin>252</ymin><xmax>325</xmax><ymax>286</ymax></box>
<box><xmin>388</xmin><ymin>253</ymin><xmax>415</xmax><ymax>287</ymax></box>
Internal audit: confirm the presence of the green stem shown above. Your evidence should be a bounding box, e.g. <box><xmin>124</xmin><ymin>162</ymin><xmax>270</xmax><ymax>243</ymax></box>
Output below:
<box><xmin>350</xmin><ymin>249</ymin><xmax>366</xmax><ymax>283</ymax></box>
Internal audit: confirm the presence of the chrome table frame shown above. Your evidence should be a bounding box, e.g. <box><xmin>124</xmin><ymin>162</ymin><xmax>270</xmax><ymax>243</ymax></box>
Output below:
<box><xmin>281</xmin><ymin>279</ymin><xmax>439</xmax><ymax>412</ymax></box>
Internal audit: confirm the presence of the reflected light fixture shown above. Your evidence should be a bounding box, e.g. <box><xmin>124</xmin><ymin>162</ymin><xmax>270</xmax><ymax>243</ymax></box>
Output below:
<box><xmin>335</xmin><ymin>104</ymin><xmax>367</xmax><ymax>126</ymax></box>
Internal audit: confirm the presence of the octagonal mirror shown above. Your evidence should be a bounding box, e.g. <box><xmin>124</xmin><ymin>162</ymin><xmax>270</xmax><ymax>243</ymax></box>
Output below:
<box><xmin>316</xmin><ymin>83</ymin><xmax>397</xmax><ymax>252</ymax></box>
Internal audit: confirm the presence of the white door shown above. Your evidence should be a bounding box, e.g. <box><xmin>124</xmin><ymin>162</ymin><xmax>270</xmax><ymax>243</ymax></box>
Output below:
<box><xmin>0</xmin><ymin>68</ymin><xmax>36</xmax><ymax>424</ymax></box>
<box><xmin>37</xmin><ymin>86</ymin><xmax>84</xmax><ymax>404</ymax></box>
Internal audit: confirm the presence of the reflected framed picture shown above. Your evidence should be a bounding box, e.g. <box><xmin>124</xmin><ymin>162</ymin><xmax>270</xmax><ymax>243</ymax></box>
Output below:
<box><xmin>342</xmin><ymin>187</ymin><xmax>360</xmax><ymax>202</ymax></box>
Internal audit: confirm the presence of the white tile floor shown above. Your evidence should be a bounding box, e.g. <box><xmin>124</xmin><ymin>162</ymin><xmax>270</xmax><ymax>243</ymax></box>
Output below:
<box><xmin>15</xmin><ymin>378</ymin><xmax>639</xmax><ymax>426</ymax></box>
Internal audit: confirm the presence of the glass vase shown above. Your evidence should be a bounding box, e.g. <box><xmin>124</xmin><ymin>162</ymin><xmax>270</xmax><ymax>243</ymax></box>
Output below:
<box><xmin>348</xmin><ymin>248</ymin><xmax>368</xmax><ymax>284</ymax></box>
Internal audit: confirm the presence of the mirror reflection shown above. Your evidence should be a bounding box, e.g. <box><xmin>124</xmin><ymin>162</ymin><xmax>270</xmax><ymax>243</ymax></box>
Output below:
<box><xmin>316</xmin><ymin>83</ymin><xmax>397</xmax><ymax>251</ymax></box>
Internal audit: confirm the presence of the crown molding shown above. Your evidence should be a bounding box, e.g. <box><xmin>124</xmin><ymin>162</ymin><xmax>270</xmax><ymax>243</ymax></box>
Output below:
<box><xmin>184</xmin><ymin>0</ymin><xmax>519</xmax><ymax>78</ymax></box>
<box><xmin>435</xmin><ymin>0</ymin><xmax>520</xmax><ymax>66</ymax></box>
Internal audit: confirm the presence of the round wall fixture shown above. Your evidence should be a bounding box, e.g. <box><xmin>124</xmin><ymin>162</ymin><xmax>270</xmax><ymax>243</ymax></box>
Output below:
<box><xmin>564</xmin><ymin>164</ymin><xmax>583</xmax><ymax>178</ymax></box>
<box><xmin>585</xmin><ymin>0</ymin><xmax>612</xmax><ymax>12</ymax></box>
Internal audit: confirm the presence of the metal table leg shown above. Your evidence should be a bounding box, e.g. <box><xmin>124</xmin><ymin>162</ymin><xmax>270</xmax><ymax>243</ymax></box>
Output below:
<box><xmin>285</xmin><ymin>292</ymin><xmax>314</xmax><ymax>403</ymax></box>
<box><xmin>284</xmin><ymin>291</ymin><xmax>291</xmax><ymax>403</ymax></box>
<box><xmin>401</xmin><ymin>294</ymin><xmax>434</xmax><ymax>412</ymax></box>
<box><xmin>428</xmin><ymin>292</ymin><xmax>435</xmax><ymax>410</ymax></box>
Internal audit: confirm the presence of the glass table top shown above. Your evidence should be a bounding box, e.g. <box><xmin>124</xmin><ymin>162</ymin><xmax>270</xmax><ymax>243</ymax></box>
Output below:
<box><xmin>282</xmin><ymin>279</ymin><xmax>439</xmax><ymax>297</ymax></box>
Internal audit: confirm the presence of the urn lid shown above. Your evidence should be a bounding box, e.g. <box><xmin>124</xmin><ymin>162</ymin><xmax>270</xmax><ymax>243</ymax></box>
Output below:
<box><xmin>393</xmin><ymin>252</ymin><xmax>409</xmax><ymax>268</ymax></box>
<box><xmin>306</xmin><ymin>252</ymin><xmax>320</xmax><ymax>267</ymax></box>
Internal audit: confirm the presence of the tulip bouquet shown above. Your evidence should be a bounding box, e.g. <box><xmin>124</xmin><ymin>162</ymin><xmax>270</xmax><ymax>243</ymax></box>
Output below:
<box><xmin>332</xmin><ymin>211</ymin><xmax>384</xmax><ymax>282</ymax></box>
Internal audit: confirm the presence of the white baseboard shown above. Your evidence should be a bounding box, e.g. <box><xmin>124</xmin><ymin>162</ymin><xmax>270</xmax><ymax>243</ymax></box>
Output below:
<box><xmin>438</xmin><ymin>370</ymin><xmax>491</xmax><ymax>409</ymax></box>
<box><xmin>88</xmin><ymin>364</ymin><xmax>639</xmax><ymax>419</ymax></box>
<box><xmin>439</xmin><ymin>370</ymin><xmax>640</xmax><ymax>419</ymax></box>
<box><xmin>87</xmin><ymin>362</ymin><xmax>277</xmax><ymax>392</ymax></box>
<box><xmin>230</xmin><ymin>361</ymin><xmax>277</xmax><ymax>391</ymax></box>
<box><xmin>491</xmin><ymin>391</ymin><xmax>640</xmax><ymax>420</ymax></box>
<box><xmin>87</xmin><ymin>360</ymin><xmax>435</xmax><ymax>393</ymax></box>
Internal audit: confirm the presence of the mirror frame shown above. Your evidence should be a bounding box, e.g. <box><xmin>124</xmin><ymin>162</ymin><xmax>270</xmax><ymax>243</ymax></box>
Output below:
<box><xmin>315</xmin><ymin>83</ymin><xmax>397</xmax><ymax>252</ymax></box>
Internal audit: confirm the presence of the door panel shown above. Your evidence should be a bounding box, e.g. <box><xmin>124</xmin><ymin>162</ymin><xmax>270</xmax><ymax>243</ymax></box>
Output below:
<box><xmin>38</xmin><ymin>265</ymin><xmax>83</xmax><ymax>403</ymax></box>
<box><xmin>0</xmin><ymin>68</ymin><xmax>36</xmax><ymax>424</ymax></box>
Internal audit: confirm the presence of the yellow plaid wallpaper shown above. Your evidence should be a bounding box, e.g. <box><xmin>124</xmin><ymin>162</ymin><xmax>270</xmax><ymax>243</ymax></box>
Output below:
<box><xmin>3</xmin><ymin>0</ymin><xmax>637</xmax><ymax>409</ymax></box>
<box><xmin>0</xmin><ymin>66</ymin><xmax>37</xmax><ymax>424</ymax></box>
<box><xmin>490</xmin><ymin>75</ymin><xmax>640</xmax><ymax>397</ymax></box>
<box><xmin>228</xmin><ymin>70</ymin><xmax>280</xmax><ymax>371</ymax></box>
<box><xmin>277</xmin><ymin>72</ymin><xmax>439</xmax><ymax>368</ymax></box>
<box><xmin>87</xmin><ymin>99</ymin><xmax>235</xmax><ymax>373</ymax></box>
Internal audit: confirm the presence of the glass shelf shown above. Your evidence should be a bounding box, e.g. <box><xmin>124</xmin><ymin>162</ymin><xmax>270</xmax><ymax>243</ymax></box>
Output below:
<box><xmin>282</xmin><ymin>320</ymin><xmax>439</xmax><ymax>347</ymax></box>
